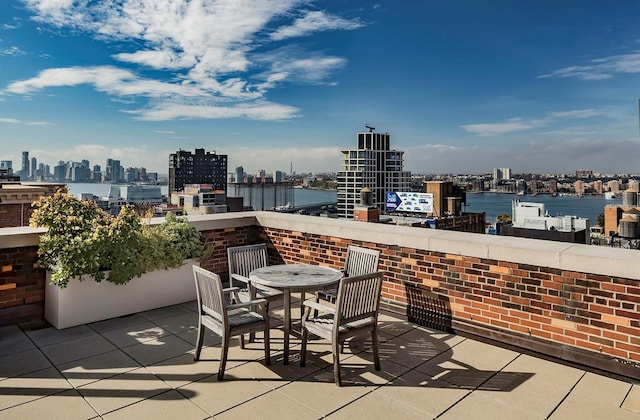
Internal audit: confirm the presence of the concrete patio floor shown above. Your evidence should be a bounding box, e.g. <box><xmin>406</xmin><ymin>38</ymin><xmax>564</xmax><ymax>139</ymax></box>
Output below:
<box><xmin>1</xmin><ymin>299</ymin><xmax>639</xmax><ymax>419</ymax></box>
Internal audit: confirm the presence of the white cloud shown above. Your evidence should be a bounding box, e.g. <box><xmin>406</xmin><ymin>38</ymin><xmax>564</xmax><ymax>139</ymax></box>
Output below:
<box><xmin>539</xmin><ymin>53</ymin><xmax>640</xmax><ymax>80</ymax></box>
<box><xmin>12</xmin><ymin>0</ymin><xmax>362</xmax><ymax>121</ymax></box>
<box><xmin>461</xmin><ymin>117</ymin><xmax>547</xmax><ymax>136</ymax></box>
<box><xmin>271</xmin><ymin>10</ymin><xmax>363</xmax><ymax>41</ymax></box>
<box><xmin>0</xmin><ymin>117</ymin><xmax>50</xmax><ymax>125</ymax></box>
<box><xmin>5</xmin><ymin>65</ymin><xmax>204</xmax><ymax>97</ymax></box>
<box><xmin>125</xmin><ymin>100</ymin><xmax>299</xmax><ymax>121</ymax></box>
<box><xmin>461</xmin><ymin>109</ymin><xmax>604</xmax><ymax>137</ymax></box>
<box><xmin>0</xmin><ymin>46</ymin><xmax>25</xmax><ymax>56</ymax></box>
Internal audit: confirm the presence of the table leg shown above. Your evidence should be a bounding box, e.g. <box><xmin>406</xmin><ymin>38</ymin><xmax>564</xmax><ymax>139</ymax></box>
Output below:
<box><xmin>283</xmin><ymin>288</ymin><xmax>291</xmax><ymax>365</ymax></box>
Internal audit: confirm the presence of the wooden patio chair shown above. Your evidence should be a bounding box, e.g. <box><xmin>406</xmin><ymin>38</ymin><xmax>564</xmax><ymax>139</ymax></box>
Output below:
<box><xmin>300</xmin><ymin>271</ymin><xmax>384</xmax><ymax>386</ymax></box>
<box><xmin>192</xmin><ymin>265</ymin><xmax>270</xmax><ymax>381</ymax></box>
<box><xmin>315</xmin><ymin>245</ymin><xmax>380</xmax><ymax>310</ymax></box>
<box><xmin>227</xmin><ymin>243</ymin><xmax>283</xmax><ymax>308</ymax></box>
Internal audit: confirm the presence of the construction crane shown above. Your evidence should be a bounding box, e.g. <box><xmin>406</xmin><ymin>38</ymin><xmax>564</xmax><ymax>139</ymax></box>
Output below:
<box><xmin>365</xmin><ymin>124</ymin><xmax>375</xmax><ymax>132</ymax></box>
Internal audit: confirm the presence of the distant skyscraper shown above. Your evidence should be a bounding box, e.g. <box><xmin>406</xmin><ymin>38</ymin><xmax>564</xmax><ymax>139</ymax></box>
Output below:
<box><xmin>169</xmin><ymin>148</ymin><xmax>228</xmax><ymax>193</ymax></box>
<box><xmin>106</xmin><ymin>159</ymin><xmax>122</xmax><ymax>183</ymax></box>
<box><xmin>21</xmin><ymin>151</ymin><xmax>29</xmax><ymax>179</ymax></box>
<box><xmin>30</xmin><ymin>157</ymin><xmax>37</xmax><ymax>179</ymax></box>
<box><xmin>336</xmin><ymin>129</ymin><xmax>411</xmax><ymax>219</ymax></box>
<box><xmin>493</xmin><ymin>168</ymin><xmax>511</xmax><ymax>181</ymax></box>
<box><xmin>235</xmin><ymin>166</ymin><xmax>244</xmax><ymax>183</ymax></box>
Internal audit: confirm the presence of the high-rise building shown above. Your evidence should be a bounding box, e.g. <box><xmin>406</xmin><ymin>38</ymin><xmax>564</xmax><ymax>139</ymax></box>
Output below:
<box><xmin>336</xmin><ymin>129</ymin><xmax>411</xmax><ymax>219</ymax></box>
<box><xmin>21</xmin><ymin>151</ymin><xmax>29</xmax><ymax>179</ymax></box>
<box><xmin>0</xmin><ymin>161</ymin><xmax>12</xmax><ymax>174</ymax></box>
<box><xmin>493</xmin><ymin>167</ymin><xmax>511</xmax><ymax>181</ymax></box>
<box><xmin>106</xmin><ymin>159</ymin><xmax>122</xmax><ymax>183</ymax></box>
<box><xmin>169</xmin><ymin>148</ymin><xmax>228</xmax><ymax>193</ymax></box>
<box><xmin>30</xmin><ymin>157</ymin><xmax>37</xmax><ymax>179</ymax></box>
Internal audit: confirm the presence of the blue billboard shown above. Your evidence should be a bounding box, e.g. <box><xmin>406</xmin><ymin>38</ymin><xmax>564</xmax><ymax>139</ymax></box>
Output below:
<box><xmin>386</xmin><ymin>191</ymin><xmax>433</xmax><ymax>213</ymax></box>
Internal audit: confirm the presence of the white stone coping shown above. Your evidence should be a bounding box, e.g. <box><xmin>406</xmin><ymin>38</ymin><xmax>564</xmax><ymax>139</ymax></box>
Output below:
<box><xmin>1</xmin><ymin>211</ymin><xmax>638</xmax><ymax>281</ymax></box>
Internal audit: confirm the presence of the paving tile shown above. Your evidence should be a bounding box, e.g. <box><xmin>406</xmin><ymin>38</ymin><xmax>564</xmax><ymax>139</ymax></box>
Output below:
<box><xmin>328</xmin><ymin>388</ymin><xmax>432</xmax><ymax>420</ymax></box>
<box><xmin>120</xmin><ymin>333</ymin><xmax>194</xmax><ymax>366</ymax></box>
<box><xmin>100</xmin><ymin>320</ymin><xmax>172</xmax><ymax>348</ymax></box>
<box><xmin>58</xmin><ymin>349</ymin><xmax>141</xmax><ymax>388</ymax></box>
<box><xmin>375</xmin><ymin>369</ymin><xmax>470</xmax><ymax>418</ymax></box>
<box><xmin>89</xmin><ymin>313</ymin><xmax>152</xmax><ymax>334</ymax></box>
<box><xmin>177</xmin><ymin>373</ymin><xmax>273</xmax><ymax>416</ymax></box>
<box><xmin>138</xmin><ymin>304</ymin><xmax>193</xmax><ymax>322</ymax></box>
<box><xmin>415</xmin><ymin>338</ymin><xmax>520</xmax><ymax>387</ymax></box>
<box><xmin>102</xmin><ymin>389</ymin><xmax>209</xmax><ymax>419</ymax></box>
<box><xmin>26</xmin><ymin>324</ymin><xmax>96</xmax><ymax>348</ymax></box>
<box><xmin>0</xmin><ymin>366</ymin><xmax>72</xmax><ymax>410</ymax></box>
<box><xmin>152</xmin><ymin>311</ymin><xmax>198</xmax><ymax>334</ymax></box>
<box><xmin>460</xmin><ymin>354</ymin><xmax>583</xmax><ymax>417</ymax></box>
<box><xmin>77</xmin><ymin>367</ymin><xmax>171</xmax><ymax>415</ymax></box>
<box><xmin>439</xmin><ymin>391</ymin><xmax>543</xmax><ymax>420</ymax></box>
<box><xmin>40</xmin><ymin>334</ymin><xmax>117</xmax><ymax>366</ymax></box>
<box><xmin>277</xmin><ymin>373</ymin><xmax>372</xmax><ymax>416</ymax></box>
<box><xmin>214</xmin><ymin>388</ymin><xmax>322</xmax><ymax>420</ymax></box>
<box><xmin>550</xmin><ymin>372</ymin><xmax>640</xmax><ymax>420</ymax></box>
<box><xmin>0</xmin><ymin>389</ymin><xmax>98</xmax><ymax>419</ymax></box>
<box><xmin>374</xmin><ymin>333</ymin><xmax>451</xmax><ymax>370</ymax></box>
<box><xmin>146</xmin><ymin>350</ymin><xmax>229</xmax><ymax>389</ymax></box>
<box><xmin>0</xmin><ymin>324</ymin><xmax>35</xmax><ymax>357</ymax></box>
<box><xmin>622</xmin><ymin>384</ymin><xmax>640</xmax><ymax>413</ymax></box>
<box><xmin>179</xmin><ymin>300</ymin><xmax>198</xmax><ymax>312</ymax></box>
<box><xmin>0</xmin><ymin>348</ymin><xmax>52</xmax><ymax>380</ymax></box>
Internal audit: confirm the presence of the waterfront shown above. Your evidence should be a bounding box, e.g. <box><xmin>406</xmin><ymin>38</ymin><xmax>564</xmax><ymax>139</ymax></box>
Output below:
<box><xmin>465</xmin><ymin>193</ymin><xmax>619</xmax><ymax>224</ymax></box>
<box><xmin>65</xmin><ymin>183</ymin><xmax>338</xmax><ymax>207</ymax></box>
<box><xmin>64</xmin><ymin>183</ymin><xmax>613</xmax><ymax>223</ymax></box>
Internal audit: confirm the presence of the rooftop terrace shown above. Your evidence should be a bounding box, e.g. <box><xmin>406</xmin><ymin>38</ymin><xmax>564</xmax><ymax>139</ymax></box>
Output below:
<box><xmin>0</xmin><ymin>211</ymin><xmax>639</xmax><ymax>418</ymax></box>
<box><xmin>1</xmin><ymin>300</ymin><xmax>639</xmax><ymax>419</ymax></box>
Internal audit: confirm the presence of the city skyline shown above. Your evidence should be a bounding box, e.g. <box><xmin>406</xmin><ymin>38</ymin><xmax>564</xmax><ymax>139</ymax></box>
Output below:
<box><xmin>2</xmin><ymin>1</ymin><xmax>640</xmax><ymax>174</ymax></box>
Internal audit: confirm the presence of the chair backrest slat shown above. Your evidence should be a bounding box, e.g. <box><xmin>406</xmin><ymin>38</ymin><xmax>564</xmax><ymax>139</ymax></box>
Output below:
<box><xmin>193</xmin><ymin>265</ymin><xmax>226</xmax><ymax>323</ymax></box>
<box><xmin>334</xmin><ymin>271</ymin><xmax>383</xmax><ymax>327</ymax></box>
<box><xmin>344</xmin><ymin>245</ymin><xmax>380</xmax><ymax>278</ymax></box>
<box><xmin>227</xmin><ymin>244</ymin><xmax>268</xmax><ymax>287</ymax></box>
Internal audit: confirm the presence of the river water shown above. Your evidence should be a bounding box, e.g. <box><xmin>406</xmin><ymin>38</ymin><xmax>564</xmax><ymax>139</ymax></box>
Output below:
<box><xmin>65</xmin><ymin>183</ymin><xmax>612</xmax><ymax>223</ymax></box>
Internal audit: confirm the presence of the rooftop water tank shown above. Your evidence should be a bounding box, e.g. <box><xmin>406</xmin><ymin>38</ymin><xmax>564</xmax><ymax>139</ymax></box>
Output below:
<box><xmin>618</xmin><ymin>215</ymin><xmax>639</xmax><ymax>238</ymax></box>
<box><xmin>622</xmin><ymin>189</ymin><xmax>638</xmax><ymax>207</ymax></box>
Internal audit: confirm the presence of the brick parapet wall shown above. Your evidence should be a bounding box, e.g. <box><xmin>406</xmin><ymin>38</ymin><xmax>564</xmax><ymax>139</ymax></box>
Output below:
<box><xmin>1</xmin><ymin>214</ymin><xmax>638</xmax><ymax>380</ymax></box>
<box><xmin>0</xmin><ymin>245</ymin><xmax>45</xmax><ymax>325</ymax></box>
<box><xmin>260</xmin><ymin>224</ymin><xmax>640</xmax><ymax>380</ymax></box>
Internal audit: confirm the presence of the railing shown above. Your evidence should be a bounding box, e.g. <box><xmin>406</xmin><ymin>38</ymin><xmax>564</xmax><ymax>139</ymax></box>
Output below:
<box><xmin>1</xmin><ymin>211</ymin><xmax>638</xmax><ymax>380</ymax></box>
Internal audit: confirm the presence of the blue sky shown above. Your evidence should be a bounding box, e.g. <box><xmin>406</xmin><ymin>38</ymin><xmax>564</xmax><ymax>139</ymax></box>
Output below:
<box><xmin>1</xmin><ymin>1</ymin><xmax>640</xmax><ymax>175</ymax></box>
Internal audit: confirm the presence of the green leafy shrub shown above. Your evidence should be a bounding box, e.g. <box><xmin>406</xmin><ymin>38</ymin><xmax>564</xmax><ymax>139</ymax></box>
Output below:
<box><xmin>30</xmin><ymin>191</ymin><xmax>207</xmax><ymax>287</ymax></box>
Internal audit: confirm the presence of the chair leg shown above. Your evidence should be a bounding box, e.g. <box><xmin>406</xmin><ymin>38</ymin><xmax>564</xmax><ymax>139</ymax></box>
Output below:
<box><xmin>371</xmin><ymin>328</ymin><xmax>381</xmax><ymax>371</ymax></box>
<box><xmin>194</xmin><ymin>324</ymin><xmax>205</xmax><ymax>361</ymax></box>
<box><xmin>218</xmin><ymin>335</ymin><xmax>230</xmax><ymax>381</ymax></box>
<box><xmin>300</xmin><ymin>327</ymin><xmax>308</xmax><ymax>367</ymax></box>
<box><xmin>263</xmin><ymin>321</ymin><xmax>271</xmax><ymax>366</ymax></box>
<box><xmin>332</xmin><ymin>339</ymin><xmax>342</xmax><ymax>386</ymax></box>
<box><xmin>313</xmin><ymin>293</ymin><xmax>320</xmax><ymax>318</ymax></box>
<box><xmin>240</xmin><ymin>333</ymin><xmax>245</xmax><ymax>349</ymax></box>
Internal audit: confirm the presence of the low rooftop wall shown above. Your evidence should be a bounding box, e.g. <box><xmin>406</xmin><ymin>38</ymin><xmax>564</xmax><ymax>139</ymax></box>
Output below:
<box><xmin>1</xmin><ymin>212</ymin><xmax>638</xmax><ymax>380</ymax></box>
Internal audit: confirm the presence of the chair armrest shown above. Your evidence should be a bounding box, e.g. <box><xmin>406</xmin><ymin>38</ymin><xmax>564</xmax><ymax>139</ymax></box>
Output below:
<box><xmin>302</xmin><ymin>299</ymin><xmax>336</xmax><ymax>315</ymax></box>
<box><xmin>222</xmin><ymin>287</ymin><xmax>240</xmax><ymax>295</ymax></box>
<box><xmin>231</xmin><ymin>274</ymin><xmax>250</xmax><ymax>285</ymax></box>
<box><xmin>227</xmin><ymin>298</ymin><xmax>267</xmax><ymax>311</ymax></box>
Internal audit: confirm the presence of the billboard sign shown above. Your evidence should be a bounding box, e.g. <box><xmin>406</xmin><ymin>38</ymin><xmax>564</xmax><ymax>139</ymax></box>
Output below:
<box><xmin>386</xmin><ymin>192</ymin><xmax>433</xmax><ymax>213</ymax></box>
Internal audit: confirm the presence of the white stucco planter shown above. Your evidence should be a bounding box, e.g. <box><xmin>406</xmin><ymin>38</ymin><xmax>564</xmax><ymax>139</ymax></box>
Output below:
<box><xmin>44</xmin><ymin>260</ymin><xmax>197</xmax><ymax>329</ymax></box>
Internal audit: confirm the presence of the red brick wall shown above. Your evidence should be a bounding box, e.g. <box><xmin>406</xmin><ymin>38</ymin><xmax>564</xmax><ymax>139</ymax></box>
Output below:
<box><xmin>261</xmin><ymin>225</ymin><xmax>640</xmax><ymax>380</ymax></box>
<box><xmin>0</xmin><ymin>204</ymin><xmax>33</xmax><ymax>228</ymax></box>
<box><xmin>1</xmin><ymin>222</ymin><xmax>638</xmax><ymax>380</ymax></box>
<box><xmin>0</xmin><ymin>245</ymin><xmax>45</xmax><ymax>325</ymax></box>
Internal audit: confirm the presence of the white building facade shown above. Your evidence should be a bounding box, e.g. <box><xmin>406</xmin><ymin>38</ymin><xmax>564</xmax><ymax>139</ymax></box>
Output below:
<box><xmin>337</xmin><ymin>130</ymin><xmax>411</xmax><ymax>219</ymax></box>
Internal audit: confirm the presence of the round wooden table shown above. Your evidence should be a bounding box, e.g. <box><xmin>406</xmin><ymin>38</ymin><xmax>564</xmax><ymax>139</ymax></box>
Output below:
<box><xmin>250</xmin><ymin>264</ymin><xmax>343</xmax><ymax>364</ymax></box>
